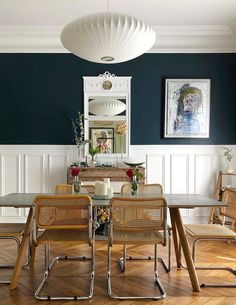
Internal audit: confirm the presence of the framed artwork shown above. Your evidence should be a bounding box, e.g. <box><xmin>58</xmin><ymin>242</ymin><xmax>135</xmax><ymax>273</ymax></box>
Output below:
<box><xmin>89</xmin><ymin>127</ymin><xmax>114</xmax><ymax>153</ymax></box>
<box><xmin>164</xmin><ymin>79</ymin><xmax>210</xmax><ymax>138</ymax></box>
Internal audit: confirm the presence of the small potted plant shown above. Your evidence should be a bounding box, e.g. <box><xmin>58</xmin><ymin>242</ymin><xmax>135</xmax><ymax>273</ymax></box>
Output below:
<box><xmin>89</xmin><ymin>146</ymin><xmax>100</xmax><ymax>167</ymax></box>
<box><xmin>223</xmin><ymin>146</ymin><xmax>234</xmax><ymax>174</ymax></box>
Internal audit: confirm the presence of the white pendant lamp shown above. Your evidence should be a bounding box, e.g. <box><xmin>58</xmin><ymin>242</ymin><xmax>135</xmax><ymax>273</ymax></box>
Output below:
<box><xmin>60</xmin><ymin>11</ymin><xmax>156</xmax><ymax>64</ymax></box>
<box><xmin>89</xmin><ymin>98</ymin><xmax>126</xmax><ymax>116</ymax></box>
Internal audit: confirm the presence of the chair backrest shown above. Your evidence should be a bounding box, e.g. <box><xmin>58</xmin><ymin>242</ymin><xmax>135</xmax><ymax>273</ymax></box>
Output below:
<box><xmin>55</xmin><ymin>184</ymin><xmax>95</xmax><ymax>194</ymax></box>
<box><xmin>139</xmin><ymin>183</ymin><xmax>163</xmax><ymax>195</ymax></box>
<box><xmin>81</xmin><ymin>184</ymin><xmax>95</xmax><ymax>194</ymax></box>
<box><xmin>34</xmin><ymin>195</ymin><xmax>92</xmax><ymax>232</ymax></box>
<box><xmin>55</xmin><ymin>184</ymin><xmax>73</xmax><ymax>194</ymax></box>
<box><xmin>121</xmin><ymin>183</ymin><xmax>163</xmax><ymax>195</ymax></box>
<box><xmin>221</xmin><ymin>189</ymin><xmax>236</xmax><ymax>222</ymax></box>
<box><xmin>121</xmin><ymin>183</ymin><xmax>131</xmax><ymax>194</ymax></box>
<box><xmin>110</xmin><ymin>197</ymin><xmax>167</xmax><ymax>244</ymax></box>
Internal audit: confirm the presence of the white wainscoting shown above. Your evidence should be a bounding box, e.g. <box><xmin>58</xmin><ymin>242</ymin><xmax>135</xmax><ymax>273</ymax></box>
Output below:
<box><xmin>0</xmin><ymin>144</ymin><xmax>235</xmax><ymax>223</ymax></box>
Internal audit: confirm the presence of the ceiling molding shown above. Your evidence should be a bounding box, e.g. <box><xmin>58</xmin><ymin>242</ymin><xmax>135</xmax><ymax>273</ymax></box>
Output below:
<box><xmin>0</xmin><ymin>25</ymin><xmax>235</xmax><ymax>53</ymax></box>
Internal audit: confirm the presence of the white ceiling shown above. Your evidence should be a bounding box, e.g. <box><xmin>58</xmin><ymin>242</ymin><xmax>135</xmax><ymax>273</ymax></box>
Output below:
<box><xmin>0</xmin><ymin>0</ymin><xmax>236</xmax><ymax>53</ymax></box>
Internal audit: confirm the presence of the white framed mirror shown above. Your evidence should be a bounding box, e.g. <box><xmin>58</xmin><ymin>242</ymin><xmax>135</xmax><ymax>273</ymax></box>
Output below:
<box><xmin>83</xmin><ymin>71</ymin><xmax>131</xmax><ymax>160</ymax></box>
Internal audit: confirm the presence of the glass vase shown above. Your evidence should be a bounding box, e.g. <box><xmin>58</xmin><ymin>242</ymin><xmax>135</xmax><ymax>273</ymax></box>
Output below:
<box><xmin>77</xmin><ymin>145</ymin><xmax>84</xmax><ymax>166</ymax></box>
<box><xmin>73</xmin><ymin>176</ymin><xmax>81</xmax><ymax>194</ymax></box>
<box><xmin>131</xmin><ymin>177</ymin><xmax>139</xmax><ymax>196</ymax></box>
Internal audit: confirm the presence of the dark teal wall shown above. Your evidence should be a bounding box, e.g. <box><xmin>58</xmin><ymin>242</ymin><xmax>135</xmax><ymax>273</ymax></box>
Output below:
<box><xmin>0</xmin><ymin>53</ymin><xmax>235</xmax><ymax>144</ymax></box>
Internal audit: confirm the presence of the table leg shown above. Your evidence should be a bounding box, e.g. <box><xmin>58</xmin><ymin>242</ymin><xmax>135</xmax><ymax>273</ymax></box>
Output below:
<box><xmin>169</xmin><ymin>208</ymin><xmax>200</xmax><ymax>292</ymax></box>
<box><xmin>10</xmin><ymin>207</ymin><xmax>33</xmax><ymax>290</ymax></box>
<box><xmin>169</xmin><ymin>210</ymin><xmax>181</xmax><ymax>269</ymax></box>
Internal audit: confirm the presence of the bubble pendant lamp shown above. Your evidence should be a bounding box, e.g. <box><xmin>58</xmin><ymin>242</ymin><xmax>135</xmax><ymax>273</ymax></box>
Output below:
<box><xmin>60</xmin><ymin>12</ymin><xmax>156</xmax><ymax>64</ymax></box>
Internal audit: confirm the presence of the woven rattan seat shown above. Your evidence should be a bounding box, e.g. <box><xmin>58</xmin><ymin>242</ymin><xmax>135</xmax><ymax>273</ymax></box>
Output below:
<box><xmin>108</xmin><ymin>196</ymin><xmax>167</xmax><ymax>300</ymax></box>
<box><xmin>185</xmin><ymin>223</ymin><xmax>236</xmax><ymax>238</ymax></box>
<box><xmin>33</xmin><ymin>194</ymin><xmax>95</xmax><ymax>301</ymax></box>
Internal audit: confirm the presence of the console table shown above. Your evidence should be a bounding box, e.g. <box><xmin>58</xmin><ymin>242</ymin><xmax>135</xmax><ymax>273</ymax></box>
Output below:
<box><xmin>67</xmin><ymin>167</ymin><xmax>145</xmax><ymax>183</ymax></box>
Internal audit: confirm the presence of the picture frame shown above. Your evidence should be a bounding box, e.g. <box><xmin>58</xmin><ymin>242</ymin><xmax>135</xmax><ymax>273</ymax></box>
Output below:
<box><xmin>164</xmin><ymin>79</ymin><xmax>211</xmax><ymax>138</ymax></box>
<box><xmin>89</xmin><ymin>127</ymin><xmax>114</xmax><ymax>154</ymax></box>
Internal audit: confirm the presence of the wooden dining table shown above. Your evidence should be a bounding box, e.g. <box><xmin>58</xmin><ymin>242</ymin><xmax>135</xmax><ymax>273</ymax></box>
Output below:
<box><xmin>0</xmin><ymin>192</ymin><xmax>227</xmax><ymax>291</ymax></box>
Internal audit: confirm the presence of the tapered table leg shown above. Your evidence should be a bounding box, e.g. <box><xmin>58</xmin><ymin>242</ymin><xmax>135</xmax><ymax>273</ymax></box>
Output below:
<box><xmin>169</xmin><ymin>208</ymin><xmax>200</xmax><ymax>292</ymax></box>
<box><xmin>10</xmin><ymin>208</ymin><xmax>33</xmax><ymax>290</ymax></box>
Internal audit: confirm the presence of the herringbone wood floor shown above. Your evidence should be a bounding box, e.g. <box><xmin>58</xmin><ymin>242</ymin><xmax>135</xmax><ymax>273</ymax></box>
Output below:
<box><xmin>1</xmin><ymin>239</ymin><xmax>236</xmax><ymax>305</ymax></box>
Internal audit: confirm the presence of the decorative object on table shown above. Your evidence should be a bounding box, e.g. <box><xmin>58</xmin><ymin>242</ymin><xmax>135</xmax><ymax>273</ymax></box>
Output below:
<box><xmin>94</xmin><ymin>179</ymin><xmax>113</xmax><ymax>198</ymax></box>
<box><xmin>89</xmin><ymin>127</ymin><xmax>114</xmax><ymax>154</ymax></box>
<box><xmin>60</xmin><ymin>5</ymin><xmax>156</xmax><ymax>64</ymax></box>
<box><xmin>95</xmin><ymin>207</ymin><xmax>110</xmax><ymax>235</ymax></box>
<box><xmin>115</xmin><ymin>122</ymin><xmax>128</xmax><ymax>165</ymax></box>
<box><xmin>223</xmin><ymin>146</ymin><xmax>234</xmax><ymax>174</ymax></box>
<box><xmin>123</xmin><ymin>161</ymin><xmax>145</xmax><ymax>167</ymax></box>
<box><xmin>126</xmin><ymin>168</ymin><xmax>144</xmax><ymax>196</ymax></box>
<box><xmin>71</xmin><ymin>166</ymin><xmax>81</xmax><ymax>193</ymax></box>
<box><xmin>72</xmin><ymin>111</ymin><xmax>90</xmax><ymax>166</ymax></box>
<box><xmin>89</xmin><ymin>146</ymin><xmax>100</xmax><ymax>167</ymax></box>
<box><xmin>164</xmin><ymin>79</ymin><xmax>210</xmax><ymax>138</ymax></box>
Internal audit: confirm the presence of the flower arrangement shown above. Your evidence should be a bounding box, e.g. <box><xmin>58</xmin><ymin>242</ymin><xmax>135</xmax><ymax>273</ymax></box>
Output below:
<box><xmin>71</xmin><ymin>111</ymin><xmax>90</xmax><ymax>165</ymax></box>
<box><xmin>223</xmin><ymin>146</ymin><xmax>233</xmax><ymax>162</ymax></box>
<box><xmin>115</xmin><ymin>122</ymin><xmax>128</xmax><ymax>135</ymax></box>
<box><xmin>71</xmin><ymin>166</ymin><xmax>81</xmax><ymax>193</ymax></box>
<box><xmin>71</xmin><ymin>111</ymin><xmax>90</xmax><ymax>147</ymax></box>
<box><xmin>126</xmin><ymin>167</ymin><xmax>144</xmax><ymax>193</ymax></box>
<box><xmin>71</xmin><ymin>167</ymin><xmax>80</xmax><ymax>177</ymax></box>
<box><xmin>115</xmin><ymin>122</ymin><xmax>128</xmax><ymax>162</ymax></box>
<box><xmin>96</xmin><ymin>207</ymin><xmax>110</xmax><ymax>225</ymax></box>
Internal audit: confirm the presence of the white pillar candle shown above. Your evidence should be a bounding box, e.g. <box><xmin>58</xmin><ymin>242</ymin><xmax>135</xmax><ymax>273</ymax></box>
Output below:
<box><xmin>95</xmin><ymin>181</ymin><xmax>102</xmax><ymax>196</ymax></box>
<box><xmin>100</xmin><ymin>182</ymin><xmax>108</xmax><ymax>196</ymax></box>
<box><xmin>104</xmin><ymin>178</ymin><xmax>110</xmax><ymax>189</ymax></box>
<box><xmin>107</xmin><ymin>186</ymin><xmax>113</xmax><ymax>196</ymax></box>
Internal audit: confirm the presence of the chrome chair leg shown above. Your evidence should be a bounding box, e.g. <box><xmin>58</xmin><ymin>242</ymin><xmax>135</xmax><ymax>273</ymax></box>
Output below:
<box><xmin>0</xmin><ymin>236</ymin><xmax>32</xmax><ymax>284</ymax></box>
<box><xmin>35</xmin><ymin>243</ymin><xmax>95</xmax><ymax>300</ymax></box>
<box><xmin>108</xmin><ymin>243</ymin><xmax>166</xmax><ymax>300</ymax></box>
<box><xmin>118</xmin><ymin>230</ymin><xmax>171</xmax><ymax>273</ymax></box>
<box><xmin>179</xmin><ymin>237</ymin><xmax>236</xmax><ymax>287</ymax></box>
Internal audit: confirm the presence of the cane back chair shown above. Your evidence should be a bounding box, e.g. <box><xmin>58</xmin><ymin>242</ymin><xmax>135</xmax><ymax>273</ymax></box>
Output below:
<box><xmin>55</xmin><ymin>183</ymin><xmax>95</xmax><ymax>194</ymax></box>
<box><xmin>120</xmin><ymin>183</ymin><xmax>171</xmax><ymax>273</ymax></box>
<box><xmin>181</xmin><ymin>188</ymin><xmax>236</xmax><ymax>288</ymax></box>
<box><xmin>33</xmin><ymin>195</ymin><xmax>95</xmax><ymax>300</ymax></box>
<box><xmin>108</xmin><ymin>196</ymin><xmax>168</xmax><ymax>300</ymax></box>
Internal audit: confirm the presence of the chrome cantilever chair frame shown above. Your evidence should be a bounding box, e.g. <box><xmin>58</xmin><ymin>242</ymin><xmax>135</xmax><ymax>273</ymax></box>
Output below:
<box><xmin>34</xmin><ymin>195</ymin><xmax>95</xmax><ymax>301</ymax></box>
<box><xmin>0</xmin><ymin>224</ymin><xmax>32</xmax><ymax>284</ymax></box>
<box><xmin>119</xmin><ymin>183</ymin><xmax>171</xmax><ymax>273</ymax></box>
<box><xmin>180</xmin><ymin>189</ymin><xmax>236</xmax><ymax>288</ymax></box>
<box><xmin>108</xmin><ymin>196</ymin><xmax>168</xmax><ymax>300</ymax></box>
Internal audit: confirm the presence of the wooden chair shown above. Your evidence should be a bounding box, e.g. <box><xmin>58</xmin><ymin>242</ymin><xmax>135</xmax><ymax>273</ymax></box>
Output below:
<box><xmin>55</xmin><ymin>183</ymin><xmax>95</xmax><ymax>194</ymax></box>
<box><xmin>181</xmin><ymin>189</ymin><xmax>236</xmax><ymax>287</ymax></box>
<box><xmin>55</xmin><ymin>184</ymin><xmax>73</xmax><ymax>194</ymax></box>
<box><xmin>0</xmin><ymin>223</ymin><xmax>31</xmax><ymax>284</ymax></box>
<box><xmin>33</xmin><ymin>195</ymin><xmax>95</xmax><ymax>300</ymax></box>
<box><xmin>108</xmin><ymin>196</ymin><xmax>168</xmax><ymax>300</ymax></box>
<box><xmin>120</xmin><ymin>183</ymin><xmax>170</xmax><ymax>273</ymax></box>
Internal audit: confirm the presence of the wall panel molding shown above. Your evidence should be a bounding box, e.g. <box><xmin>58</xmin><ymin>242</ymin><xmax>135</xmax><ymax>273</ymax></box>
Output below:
<box><xmin>0</xmin><ymin>144</ymin><xmax>235</xmax><ymax>222</ymax></box>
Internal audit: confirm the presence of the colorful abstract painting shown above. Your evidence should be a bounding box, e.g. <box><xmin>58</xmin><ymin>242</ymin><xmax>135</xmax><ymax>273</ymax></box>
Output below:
<box><xmin>164</xmin><ymin>79</ymin><xmax>210</xmax><ymax>138</ymax></box>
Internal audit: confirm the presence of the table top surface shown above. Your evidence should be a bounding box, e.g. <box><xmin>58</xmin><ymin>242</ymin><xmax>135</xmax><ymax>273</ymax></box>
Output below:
<box><xmin>0</xmin><ymin>193</ymin><xmax>226</xmax><ymax>209</ymax></box>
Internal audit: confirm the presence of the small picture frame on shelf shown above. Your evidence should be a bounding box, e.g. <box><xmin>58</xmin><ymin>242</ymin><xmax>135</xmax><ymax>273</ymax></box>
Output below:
<box><xmin>89</xmin><ymin>127</ymin><xmax>114</xmax><ymax>154</ymax></box>
<box><xmin>164</xmin><ymin>79</ymin><xmax>211</xmax><ymax>138</ymax></box>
